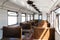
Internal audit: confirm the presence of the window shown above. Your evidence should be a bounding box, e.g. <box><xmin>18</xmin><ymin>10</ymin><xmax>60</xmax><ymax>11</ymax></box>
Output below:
<box><xmin>34</xmin><ymin>14</ymin><xmax>38</xmax><ymax>20</ymax></box>
<box><xmin>39</xmin><ymin>14</ymin><xmax>42</xmax><ymax>20</ymax></box>
<box><xmin>28</xmin><ymin>15</ymin><xmax>30</xmax><ymax>21</ymax></box>
<box><xmin>55</xmin><ymin>8</ymin><xmax>60</xmax><ymax>13</ymax></box>
<box><xmin>8</xmin><ymin>11</ymin><xmax>18</xmax><ymax>25</ymax></box>
<box><xmin>55</xmin><ymin>8</ymin><xmax>60</xmax><ymax>32</ymax></box>
<box><xmin>22</xmin><ymin>14</ymin><xmax>25</xmax><ymax>22</ymax></box>
<box><xmin>31</xmin><ymin>15</ymin><xmax>33</xmax><ymax>20</ymax></box>
<box><xmin>58</xmin><ymin>15</ymin><xmax>60</xmax><ymax>31</ymax></box>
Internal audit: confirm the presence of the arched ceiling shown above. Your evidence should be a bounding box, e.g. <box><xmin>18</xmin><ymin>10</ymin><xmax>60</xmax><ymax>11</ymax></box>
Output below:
<box><xmin>0</xmin><ymin>0</ymin><xmax>60</xmax><ymax>14</ymax></box>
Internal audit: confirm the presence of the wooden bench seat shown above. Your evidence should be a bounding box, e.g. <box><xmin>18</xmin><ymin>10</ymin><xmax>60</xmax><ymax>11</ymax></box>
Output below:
<box><xmin>3</xmin><ymin>26</ymin><xmax>22</xmax><ymax>40</ymax></box>
<box><xmin>33</xmin><ymin>28</ymin><xmax>55</xmax><ymax>40</ymax></box>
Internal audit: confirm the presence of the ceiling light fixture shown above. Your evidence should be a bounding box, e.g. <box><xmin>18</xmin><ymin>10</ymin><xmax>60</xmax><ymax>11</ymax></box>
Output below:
<box><xmin>27</xmin><ymin>0</ymin><xmax>33</xmax><ymax>4</ymax></box>
<box><xmin>32</xmin><ymin>4</ymin><xmax>35</xmax><ymax>7</ymax></box>
<box><xmin>34</xmin><ymin>6</ymin><xmax>37</xmax><ymax>9</ymax></box>
<box><xmin>27</xmin><ymin>0</ymin><xmax>41</xmax><ymax>13</ymax></box>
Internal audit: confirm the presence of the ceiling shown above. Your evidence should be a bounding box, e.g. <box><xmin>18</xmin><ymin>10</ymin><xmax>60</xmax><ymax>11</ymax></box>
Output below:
<box><xmin>0</xmin><ymin>0</ymin><xmax>60</xmax><ymax>14</ymax></box>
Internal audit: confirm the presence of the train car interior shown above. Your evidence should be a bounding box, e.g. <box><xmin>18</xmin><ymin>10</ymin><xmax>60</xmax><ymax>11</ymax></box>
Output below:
<box><xmin>0</xmin><ymin>0</ymin><xmax>60</xmax><ymax>40</ymax></box>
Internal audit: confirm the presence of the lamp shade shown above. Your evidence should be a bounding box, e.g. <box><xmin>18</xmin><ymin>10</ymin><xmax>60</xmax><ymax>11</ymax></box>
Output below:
<box><xmin>32</xmin><ymin>4</ymin><xmax>35</xmax><ymax>7</ymax></box>
<box><xmin>27</xmin><ymin>0</ymin><xmax>33</xmax><ymax>4</ymax></box>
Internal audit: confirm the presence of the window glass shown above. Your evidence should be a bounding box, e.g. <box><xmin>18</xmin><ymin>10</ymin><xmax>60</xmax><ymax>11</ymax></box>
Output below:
<box><xmin>34</xmin><ymin>14</ymin><xmax>38</xmax><ymax>20</ymax></box>
<box><xmin>8</xmin><ymin>11</ymin><xmax>18</xmax><ymax>25</ymax></box>
<box><xmin>55</xmin><ymin>8</ymin><xmax>60</xmax><ymax>13</ymax></box>
<box><xmin>58</xmin><ymin>15</ymin><xmax>60</xmax><ymax>31</ymax></box>
<box><xmin>22</xmin><ymin>14</ymin><xmax>25</xmax><ymax>22</ymax></box>
<box><xmin>55</xmin><ymin>8</ymin><xmax>60</xmax><ymax>34</ymax></box>
<box><xmin>55</xmin><ymin>8</ymin><xmax>60</xmax><ymax>32</ymax></box>
<box><xmin>28</xmin><ymin>15</ymin><xmax>30</xmax><ymax>21</ymax></box>
<box><xmin>39</xmin><ymin>14</ymin><xmax>42</xmax><ymax>20</ymax></box>
<box><xmin>31</xmin><ymin>15</ymin><xmax>33</xmax><ymax>20</ymax></box>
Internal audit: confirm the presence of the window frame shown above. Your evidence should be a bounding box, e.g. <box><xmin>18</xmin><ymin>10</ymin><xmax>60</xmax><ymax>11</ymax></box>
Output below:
<box><xmin>54</xmin><ymin>8</ymin><xmax>60</xmax><ymax>34</ymax></box>
<box><xmin>8</xmin><ymin>10</ymin><xmax>18</xmax><ymax>25</ymax></box>
<box><xmin>39</xmin><ymin>14</ymin><xmax>42</xmax><ymax>20</ymax></box>
<box><xmin>56</xmin><ymin>14</ymin><xmax>60</xmax><ymax>32</ymax></box>
<box><xmin>27</xmin><ymin>14</ymin><xmax>30</xmax><ymax>21</ymax></box>
<box><xmin>30</xmin><ymin>14</ymin><xmax>33</xmax><ymax>20</ymax></box>
<box><xmin>58</xmin><ymin>14</ymin><xmax>60</xmax><ymax>31</ymax></box>
<box><xmin>21</xmin><ymin>13</ymin><xmax>26</xmax><ymax>22</ymax></box>
<box><xmin>34</xmin><ymin>14</ymin><xmax>39</xmax><ymax>20</ymax></box>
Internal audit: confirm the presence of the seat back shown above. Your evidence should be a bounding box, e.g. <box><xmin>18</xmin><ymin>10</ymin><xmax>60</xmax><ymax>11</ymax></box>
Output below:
<box><xmin>33</xmin><ymin>28</ymin><xmax>45</xmax><ymax>39</ymax></box>
<box><xmin>33</xmin><ymin>28</ymin><xmax>55</xmax><ymax>40</ymax></box>
<box><xmin>21</xmin><ymin>23</ymin><xmax>31</xmax><ymax>30</ymax></box>
<box><xmin>38</xmin><ymin>20</ymin><xmax>45</xmax><ymax>27</ymax></box>
<box><xmin>38</xmin><ymin>20</ymin><xmax>49</xmax><ymax>28</ymax></box>
<box><xmin>3</xmin><ymin>26</ymin><xmax>22</xmax><ymax>39</ymax></box>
